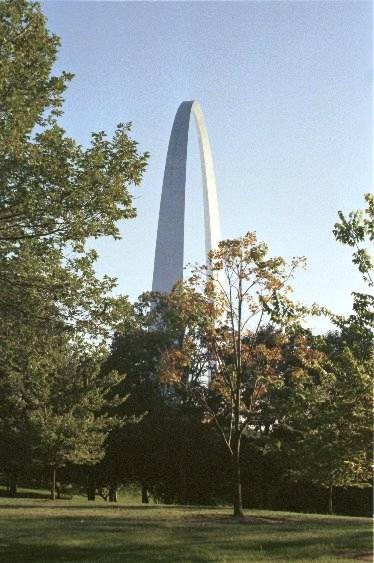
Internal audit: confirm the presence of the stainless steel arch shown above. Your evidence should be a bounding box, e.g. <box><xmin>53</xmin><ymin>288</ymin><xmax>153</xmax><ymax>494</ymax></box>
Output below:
<box><xmin>152</xmin><ymin>101</ymin><xmax>221</xmax><ymax>293</ymax></box>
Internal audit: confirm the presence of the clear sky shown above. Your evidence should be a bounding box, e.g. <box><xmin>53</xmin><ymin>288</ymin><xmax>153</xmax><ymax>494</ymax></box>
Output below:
<box><xmin>42</xmin><ymin>0</ymin><xmax>372</xmax><ymax>332</ymax></box>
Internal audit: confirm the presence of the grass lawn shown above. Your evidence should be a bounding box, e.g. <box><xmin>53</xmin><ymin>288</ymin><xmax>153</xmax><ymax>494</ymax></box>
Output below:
<box><xmin>0</xmin><ymin>496</ymin><xmax>371</xmax><ymax>562</ymax></box>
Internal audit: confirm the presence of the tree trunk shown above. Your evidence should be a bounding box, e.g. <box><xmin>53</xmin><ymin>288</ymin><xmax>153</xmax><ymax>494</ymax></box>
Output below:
<box><xmin>262</xmin><ymin>476</ymin><xmax>269</xmax><ymax>509</ymax></box>
<box><xmin>178</xmin><ymin>450</ymin><xmax>187</xmax><ymax>505</ymax></box>
<box><xmin>328</xmin><ymin>484</ymin><xmax>334</xmax><ymax>515</ymax></box>
<box><xmin>141</xmin><ymin>482</ymin><xmax>149</xmax><ymax>504</ymax></box>
<box><xmin>232</xmin><ymin>439</ymin><xmax>244</xmax><ymax>517</ymax></box>
<box><xmin>51</xmin><ymin>468</ymin><xmax>56</xmax><ymax>500</ymax></box>
<box><xmin>87</xmin><ymin>470</ymin><xmax>96</xmax><ymax>501</ymax></box>
<box><xmin>108</xmin><ymin>483</ymin><xmax>118</xmax><ymax>503</ymax></box>
<box><xmin>8</xmin><ymin>474</ymin><xmax>17</xmax><ymax>498</ymax></box>
<box><xmin>87</xmin><ymin>486</ymin><xmax>96</xmax><ymax>500</ymax></box>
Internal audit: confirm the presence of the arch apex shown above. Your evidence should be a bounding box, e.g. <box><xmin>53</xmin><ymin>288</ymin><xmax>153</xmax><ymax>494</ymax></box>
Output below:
<box><xmin>152</xmin><ymin>101</ymin><xmax>221</xmax><ymax>293</ymax></box>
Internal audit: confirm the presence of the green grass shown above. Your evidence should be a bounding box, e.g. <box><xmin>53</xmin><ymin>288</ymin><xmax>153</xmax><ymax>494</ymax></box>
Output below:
<box><xmin>0</xmin><ymin>497</ymin><xmax>371</xmax><ymax>562</ymax></box>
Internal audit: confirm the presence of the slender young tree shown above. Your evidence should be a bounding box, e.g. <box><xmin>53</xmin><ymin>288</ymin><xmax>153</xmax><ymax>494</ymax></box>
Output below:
<box><xmin>159</xmin><ymin>232</ymin><xmax>308</xmax><ymax>517</ymax></box>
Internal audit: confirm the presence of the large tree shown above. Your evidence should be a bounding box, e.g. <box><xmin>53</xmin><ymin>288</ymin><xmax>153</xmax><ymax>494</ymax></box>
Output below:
<box><xmin>0</xmin><ymin>0</ymin><xmax>148</xmax><ymax>490</ymax></box>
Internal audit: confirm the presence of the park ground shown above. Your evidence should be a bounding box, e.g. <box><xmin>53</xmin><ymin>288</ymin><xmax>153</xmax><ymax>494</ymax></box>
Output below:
<box><xmin>0</xmin><ymin>493</ymin><xmax>371</xmax><ymax>562</ymax></box>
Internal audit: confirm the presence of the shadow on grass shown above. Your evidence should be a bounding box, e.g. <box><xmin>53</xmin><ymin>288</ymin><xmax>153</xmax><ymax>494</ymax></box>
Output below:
<box><xmin>0</xmin><ymin>502</ymin><xmax>210</xmax><ymax>512</ymax></box>
<box><xmin>0</xmin><ymin>543</ymin><xmax>213</xmax><ymax>563</ymax></box>
<box><xmin>0</xmin><ymin>526</ymin><xmax>371</xmax><ymax>563</ymax></box>
<box><xmin>0</xmin><ymin>490</ymin><xmax>50</xmax><ymax>500</ymax></box>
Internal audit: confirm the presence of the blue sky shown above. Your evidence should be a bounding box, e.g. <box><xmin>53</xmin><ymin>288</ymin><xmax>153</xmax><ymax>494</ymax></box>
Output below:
<box><xmin>42</xmin><ymin>0</ymin><xmax>372</xmax><ymax>332</ymax></box>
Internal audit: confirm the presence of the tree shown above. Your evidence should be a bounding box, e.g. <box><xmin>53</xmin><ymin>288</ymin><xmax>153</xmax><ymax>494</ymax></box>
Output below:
<box><xmin>277</xmin><ymin>331</ymin><xmax>373</xmax><ymax>514</ymax></box>
<box><xmin>0</xmin><ymin>0</ymin><xmax>148</xmax><ymax>492</ymax></box>
<box><xmin>274</xmin><ymin>196</ymin><xmax>374</xmax><ymax>514</ymax></box>
<box><xmin>293</xmin><ymin>194</ymin><xmax>374</xmax><ymax>512</ymax></box>
<box><xmin>159</xmin><ymin>232</ymin><xmax>308</xmax><ymax>517</ymax></box>
<box><xmin>328</xmin><ymin>194</ymin><xmax>374</xmax><ymax>509</ymax></box>
<box><xmin>0</xmin><ymin>305</ymin><xmax>132</xmax><ymax>500</ymax></box>
<box><xmin>103</xmin><ymin>296</ymin><xmax>209</xmax><ymax>505</ymax></box>
<box><xmin>29</xmin><ymin>344</ymin><xmax>131</xmax><ymax>500</ymax></box>
<box><xmin>102</xmin><ymin>302</ymin><xmax>171</xmax><ymax>503</ymax></box>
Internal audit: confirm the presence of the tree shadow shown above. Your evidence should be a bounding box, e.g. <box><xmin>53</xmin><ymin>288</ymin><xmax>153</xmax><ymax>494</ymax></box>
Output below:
<box><xmin>0</xmin><ymin>490</ymin><xmax>50</xmax><ymax>500</ymax></box>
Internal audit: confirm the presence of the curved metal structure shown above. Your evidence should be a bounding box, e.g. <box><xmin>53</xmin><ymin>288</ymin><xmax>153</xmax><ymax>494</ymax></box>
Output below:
<box><xmin>152</xmin><ymin>101</ymin><xmax>221</xmax><ymax>293</ymax></box>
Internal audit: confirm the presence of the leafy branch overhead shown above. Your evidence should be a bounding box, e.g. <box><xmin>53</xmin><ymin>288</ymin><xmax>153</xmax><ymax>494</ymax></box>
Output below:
<box><xmin>332</xmin><ymin>193</ymin><xmax>374</xmax><ymax>344</ymax></box>
<box><xmin>1</xmin><ymin>0</ymin><xmax>148</xmax><ymax>246</ymax></box>
<box><xmin>0</xmin><ymin>0</ymin><xmax>149</xmax><ymax>341</ymax></box>
<box><xmin>333</xmin><ymin>193</ymin><xmax>374</xmax><ymax>287</ymax></box>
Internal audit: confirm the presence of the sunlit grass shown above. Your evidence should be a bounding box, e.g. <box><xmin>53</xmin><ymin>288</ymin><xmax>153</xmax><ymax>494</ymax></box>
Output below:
<box><xmin>0</xmin><ymin>496</ymin><xmax>371</xmax><ymax>562</ymax></box>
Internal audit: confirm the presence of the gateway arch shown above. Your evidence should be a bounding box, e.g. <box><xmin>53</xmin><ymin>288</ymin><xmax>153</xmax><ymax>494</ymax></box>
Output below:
<box><xmin>152</xmin><ymin>101</ymin><xmax>221</xmax><ymax>293</ymax></box>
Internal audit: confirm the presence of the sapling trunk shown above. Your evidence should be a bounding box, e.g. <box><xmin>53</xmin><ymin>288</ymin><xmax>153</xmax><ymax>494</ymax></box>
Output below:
<box><xmin>8</xmin><ymin>474</ymin><xmax>17</xmax><ymax>498</ymax></box>
<box><xmin>328</xmin><ymin>484</ymin><xmax>334</xmax><ymax>515</ymax></box>
<box><xmin>87</xmin><ymin>470</ymin><xmax>96</xmax><ymax>501</ymax></box>
<box><xmin>232</xmin><ymin>436</ymin><xmax>244</xmax><ymax>518</ymax></box>
<box><xmin>108</xmin><ymin>483</ymin><xmax>118</xmax><ymax>502</ymax></box>
<box><xmin>51</xmin><ymin>468</ymin><xmax>56</xmax><ymax>500</ymax></box>
<box><xmin>141</xmin><ymin>482</ymin><xmax>149</xmax><ymax>504</ymax></box>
